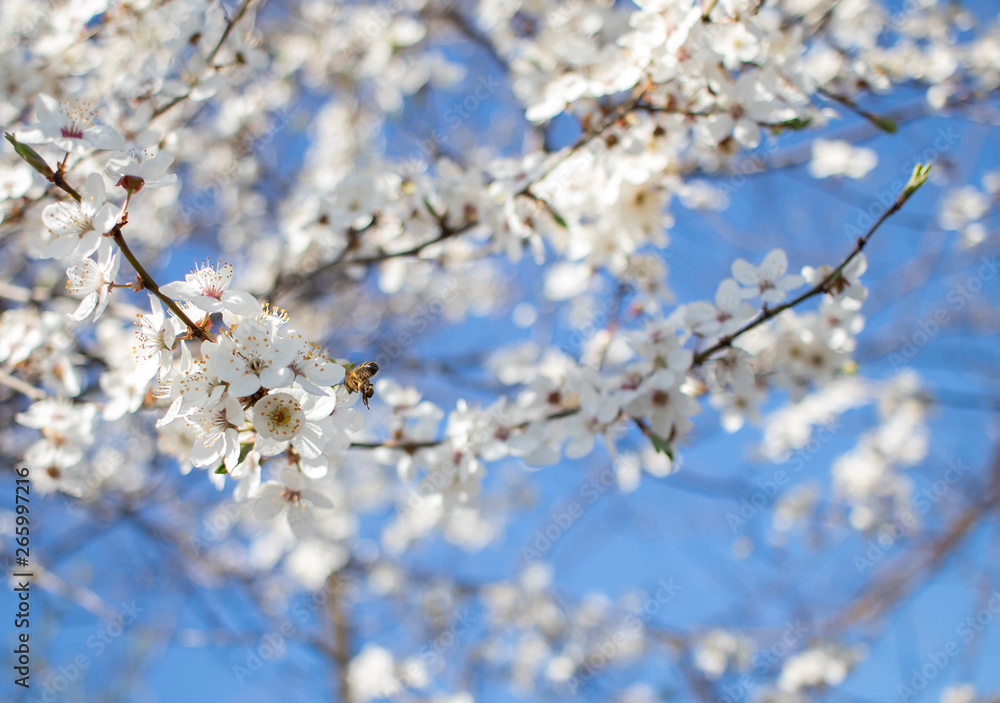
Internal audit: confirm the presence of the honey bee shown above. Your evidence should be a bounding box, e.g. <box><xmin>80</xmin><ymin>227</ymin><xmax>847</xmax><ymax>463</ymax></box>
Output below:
<box><xmin>344</xmin><ymin>361</ymin><xmax>379</xmax><ymax>408</ymax></box>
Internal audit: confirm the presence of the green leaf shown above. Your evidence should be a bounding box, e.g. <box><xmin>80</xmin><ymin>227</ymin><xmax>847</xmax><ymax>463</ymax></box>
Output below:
<box><xmin>5</xmin><ymin>132</ymin><xmax>54</xmax><ymax>179</ymax></box>
<box><xmin>775</xmin><ymin>117</ymin><xmax>812</xmax><ymax>132</ymax></box>
<box><xmin>423</xmin><ymin>196</ymin><xmax>440</xmax><ymax>219</ymax></box>
<box><xmin>902</xmin><ymin>163</ymin><xmax>932</xmax><ymax>200</ymax></box>
<box><xmin>547</xmin><ymin>204</ymin><xmax>569</xmax><ymax>229</ymax></box>
<box><xmin>237</xmin><ymin>442</ymin><xmax>253</xmax><ymax>466</ymax></box>
<box><xmin>649</xmin><ymin>432</ymin><xmax>674</xmax><ymax>460</ymax></box>
<box><xmin>215</xmin><ymin>466</ymin><xmax>228</xmax><ymax>474</ymax></box>
<box><xmin>871</xmin><ymin>115</ymin><xmax>897</xmax><ymax>134</ymax></box>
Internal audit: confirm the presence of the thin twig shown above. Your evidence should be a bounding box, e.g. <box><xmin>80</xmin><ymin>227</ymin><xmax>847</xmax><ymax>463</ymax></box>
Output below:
<box><xmin>151</xmin><ymin>0</ymin><xmax>258</xmax><ymax>119</ymax></box>
<box><xmin>110</xmin><ymin>223</ymin><xmax>215</xmax><ymax>341</ymax></box>
<box><xmin>692</xmin><ymin>175</ymin><xmax>919</xmax><ymax>365</ymax></box>
<box><xmin>347</xmin><ymin>172</ymin><xmax>926</xmax><ymax>453</ymax></box>
<box><xmin>5</xmin><ymin>134</ymin><xmax>214</xmax><ymax>341</ymax></box>
<box><xmin>270</xmin><ymin>219</ymin><xmax>478</xmax><ymax>299</ymax></box>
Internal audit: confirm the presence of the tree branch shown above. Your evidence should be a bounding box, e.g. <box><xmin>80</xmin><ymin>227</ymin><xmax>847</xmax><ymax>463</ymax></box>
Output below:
<box><xmin>693</xmin><ymin>168</ymin><xmax>927</xmax><ymax>365</ymax></box>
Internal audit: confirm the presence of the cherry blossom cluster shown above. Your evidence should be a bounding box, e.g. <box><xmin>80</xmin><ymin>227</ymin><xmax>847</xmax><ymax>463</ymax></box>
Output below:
<box><xmin>0</xmin><ymin>0</ymin><xmax>995</xmax><ymax>700</ymax></box>
<box><xmin>938</xmin><ymin>171</ymin><xmax>1000</xmax><ymax>248</ymax></box>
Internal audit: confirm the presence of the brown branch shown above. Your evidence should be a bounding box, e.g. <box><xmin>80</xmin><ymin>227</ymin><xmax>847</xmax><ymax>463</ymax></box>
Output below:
<box><xmin>5</xmin><ymin>134</ymin><xmax>214</xmax><ymax>341</ymax></box>
<box><xmin>349</xmin><ymin>407</ymin><xmax>580</xmax><ymax>452</ymax></box>
<box><xmin>151</xmin><ymin>0</ymin><xmax>258</xmax><ymax>119</ymax></box>
<box><xmin>818</xmin><ymin>87</ymin><xmax>897</xmax><ymax>133</ymax></box>
<box><xmin>821</xmin><ymin>448</ymin><xmax>1000</xmax><ymax>636</ymax></box>
<box><xmin>345</xmin><ymin>170</ymin><xmax>928</xmax><ymax>455</ymax></box>
<box><xmin>110</xmin><ymin>222</ymin><xmax>215</xmax><ymax>341</ymax></box>
<box><xmin>435</xmin><ymin>7</ymin><xmax>510</xmax><ymax>75</ymax></box>
<box><xmin>207</xmin><ymin>0</ymin><xmax>255</xmax><ymax>66</ymax></box>
<box><xmin>332</xmin><ymin>220</ymin><xmax>478</xmax><ymax>267</ymax></box>
<box><xmin>270</xmin><ymin>218</ymin><xmax>478</xmax><ymax>300</ymax></box>
<box><xmin>327</xmin><ymin>573</ymin><xmax>353</xmax><ymax>703</ymax></box>
<box><xmin>692</xmin><ymin>171</ymin><xmax>924</xmax><ymax>365</ymax></box>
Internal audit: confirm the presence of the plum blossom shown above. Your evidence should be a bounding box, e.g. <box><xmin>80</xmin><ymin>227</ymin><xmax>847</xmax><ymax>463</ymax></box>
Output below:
<box><xmin>157</xmin><ymin>359</ymin><xmax>229</xmax><ymax>429</ymax></box>
<box><xmin>777</xmin><ymin>644</ymin><xmax>865</xmax><ymax>692</ymax></box>
<box><xmin>622</xmin><ymin>369</ymin><xmax>701</xmax><ymax>442</ymax></box>
<box><xmin>39</xmin><ymin>173</ymin><xmax>118</xmax><ymax>260</ymax></box>
<box><xmin>105</xmin><ymin>145</ymin><xmax>177</xmax><ymax>194</ymax></box>
<box><xmin>0</xmin><ymin>162</ymin><xmax>33</xmax><ymax>203</ymax></box>
<box><xmin>710</xmin><ymin>372</ymin><xmax>766</xmax><ymax>432</ymax></box>
<box><xmin>287</xmin><ymin>334</ymin><xmax>346</xmax><ymax>393</ymax></box>
<box><xmin>0</xmin><ymin>1</ymin><xmax>991</xmax><ymax>695</ymax></box>
<box><xmin>160</xmin><ymin>260</ymin><xmax>261</xmax><ymax>317</ymax></box>
<box><xmin>941</xmin><ymin>685</ymin><xmax>976</xmax><ymax>703</ymax></box>
<box><xmin>66</xmin><ymin>249</ymin><xmax>119</xmax><ymax>322</ymax></box>
<box><xmin>133</xmin><ymin>294</ymin><xmax>183</xmax><ymax>380</ymax></box>
<box><xmin>809</xmin><ymin>139</ymin><xmax>878</xmax><ymax>180</ymax></box>
<box><xmin>374</xmin><ymin>380</ymin><xmax>445</xmax><ymax>481</ymax></box>
<box><xmin>801</xmin><ymin>253</ymin><xmax>868</xmax><ymax>304</ymax></box>
<box><xmin>560</xmin><ymin>382</ymin><xmax>622</xmax><ymax>459</ymax></box>
<box><xmin>186</xmin><ymin>392</ymin><xmax>245</xmax><ymax>471</ymax></box>
<box><xmin>446</xmin><ymin>397</ymin><xmax>523</xmax><ymax>462</ymax></box>
<box><xmin>16</xmin><ymin>399</ymin><xmax>97</xmax><ymax>494</ymax></box>
<box><xmin>252</xmin><ymin>466</ymin><xmax>334</xmax><ymax>538</ymax></box>
<box><xmin>686</xmin><ymin>278</ymin><xmax>757</xmax><ymax>337</ymax></box>
<box><xmin>712</xmin><ymin>23</ymin><xmax>761</xmax><ymax>71</ymax></box>
<box><xmin>415</xmin><ymin>443</ymin><xmax>485</xmax><ymax>510</ymax></box>
<box><xmin>318</xmin><ymin>386</ymin><xmax>366</xmax><ymax>452</ymax></box>
<box><xmin>732</xmin><ymin>249</ymin><xmax>804</xmax><ymax>304</ymax></box>
<box><xmin>348</xmin><ymin>645</ymin><xmax>402</xmax><ymax>702</ymax></box>
<box><xmin>693</xmin><ymin>629</ymin><xmax>756</xmax><ymax>679</ymax></box>
<box><xmin>204</xmin><ymin>320</ymin><xmax>295</xmax><ymax>396</ymax></box>
<box><xmin>938</xmin><ymin>185</ymin><xmax>990</xmax><ymax>248</ymax></box>
<box><xmin>251</xmin><ymin>389</ymin><xmax>335</xmax><ymax>459</ymax></box>
<box><xmin>17</xmin><ymin>94</ymin><xmax>123</xmax><ymax>153</ymax></box>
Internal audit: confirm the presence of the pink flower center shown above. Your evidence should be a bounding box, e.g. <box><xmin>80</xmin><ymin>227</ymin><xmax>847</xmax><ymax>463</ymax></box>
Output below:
<box><xmin>61</xmin><ymin>125</ymin><xmax>84</xmax><ymax>140</ymax></box>
<box><xmin>117</xmin><ymin>175</ymin><xmax>145</xmax><ymax>194</ymax></box>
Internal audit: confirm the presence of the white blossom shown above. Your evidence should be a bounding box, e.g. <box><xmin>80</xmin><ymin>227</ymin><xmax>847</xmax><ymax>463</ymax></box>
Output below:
<box><xmin>39</xmin><ymin>173</ymin><xmax>118</xmax><ymax>260</ymax></box>
<box><xmin>66</xmin><ymin>249</ymin><xmax>119</xmax><ymax>322</ymax></box>
<box><xmin>732</xmin><ymin>249</ymin><xmax>805</xmax><ymax>304</ymax></box>
<box><xmin>809</xmin><ymin>139</ymin><xmax>878</xmax><ymax>179</ymax></box>
<box><xmin>160</xmin><ymin>260</ymin><xmax>261</xmax><ymax>317</ymax></box>
<box><xmin>252</xmin><ymin>466</ymin><xmax>334</xmax><ymax>539</ymax></box>
<box><xmin>17</xmin><ymin>94</ymin><xmax>123</xmax><ymax>153</ymax></box>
